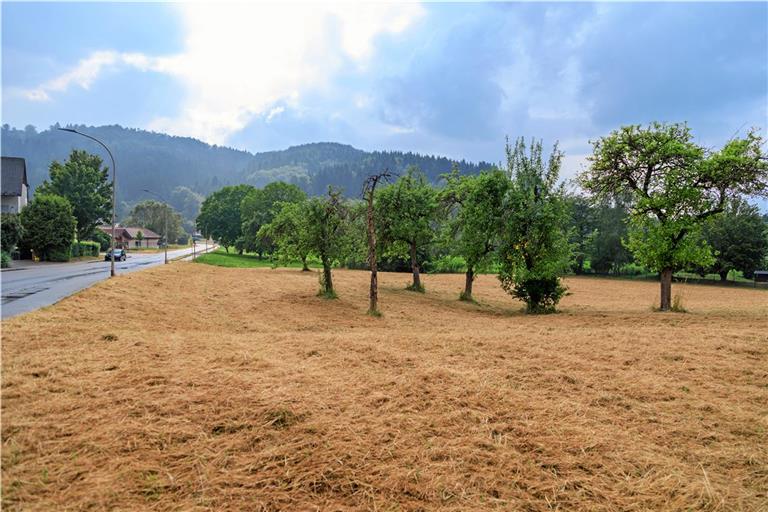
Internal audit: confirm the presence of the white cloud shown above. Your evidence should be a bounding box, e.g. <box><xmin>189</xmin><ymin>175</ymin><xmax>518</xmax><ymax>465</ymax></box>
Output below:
<box><xmin>265</xmin><ymin>106</ymin><xmax>285</xmax><ymax>122</ymax></box>
<box><xmin>21</xmin><ymin>2</ymin><xmax>424</xmax><ymax>144</ymax></box>
<box><xmin>21</xmin><ymin>50</ymin><xmax>169</xmax><ymax>101</ymax></box>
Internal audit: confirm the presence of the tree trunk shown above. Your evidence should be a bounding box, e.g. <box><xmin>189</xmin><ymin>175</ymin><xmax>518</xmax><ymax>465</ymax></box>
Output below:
<box><xmin>322</xmin><ymin>258</ymin><xmax>333</xmax><ymax>294</ymax></box>
<box><xmin>462</xmin><ymin>266</ymin><xmax>474</xmax><ymax>300</ymax></box>
<box><xmin>224</xmin><ymin>246</ymin><xmax>229</xmax><ymax>253</ymax></box>
<box><xmin>410</xmin><ymin>242</ymin><xmax>421</xmax><ymax>290</ymax></box>
<box><xmin>369</xmin><ymin>267</ymin><xmax>378</xmax><ymax>313</ymax></box>
<box><xmin>719</xmin><ymin>270</ymin><xmax>729</xmax><ymax>282</ymax></box>
<box><xmin>301</xmin><ymin>255</ymin><xmax>309</xmax><ymax>272</ymax></box>
<box><xmin>367</xmin><ymin>205</ymin><xmax>378</xmax><ymax>314</ymax></box>
<box><xmin>660</xmin><ymin>268</ymin><xmax>673</xmax><ymax>311</ymax></box>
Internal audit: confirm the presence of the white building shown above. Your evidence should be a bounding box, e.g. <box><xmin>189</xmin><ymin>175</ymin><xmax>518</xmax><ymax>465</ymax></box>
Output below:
<box><xmin>1</xmin><ymin>157</ymin><xmax>29</xmax><ymax>214</ymax></box>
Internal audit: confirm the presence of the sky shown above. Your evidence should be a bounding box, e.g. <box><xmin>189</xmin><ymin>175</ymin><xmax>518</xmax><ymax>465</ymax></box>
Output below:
<box><xmin>2</xmin><ymin>1</ymin><xmax>767</xmax><ymax>182</ymax></box>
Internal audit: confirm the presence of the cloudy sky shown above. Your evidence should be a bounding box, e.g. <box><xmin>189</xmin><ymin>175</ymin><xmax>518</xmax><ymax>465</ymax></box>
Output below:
<box><xmin>3</xmin><ymin>1</ymin><xmax>766</xmax><ymax>178</ymax></box>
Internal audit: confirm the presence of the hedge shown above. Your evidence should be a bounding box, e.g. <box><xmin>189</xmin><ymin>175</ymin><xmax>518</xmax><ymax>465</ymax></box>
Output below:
<box><xmin>70</xmin><ymin>240</ymin><xmax>100</xmax><ymax>257</ymax></box>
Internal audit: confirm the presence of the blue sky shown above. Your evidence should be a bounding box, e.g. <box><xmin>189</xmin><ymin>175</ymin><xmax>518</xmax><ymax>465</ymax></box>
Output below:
<box><xmin>3</xmin><ymin>1</ymin><xmax>767</xmax><ymax>181</ymax></box>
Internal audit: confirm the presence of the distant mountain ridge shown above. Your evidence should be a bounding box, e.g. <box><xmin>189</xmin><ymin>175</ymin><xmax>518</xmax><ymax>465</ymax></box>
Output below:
<box><xmin>1</xmin><ymin>124</ymin><xmax>494</xmax><ymax>204</ymax></box>
<box><xmin>242</xmin><ymin>141</ymin><xmax>493</xmax><ymax>196</ymax></box>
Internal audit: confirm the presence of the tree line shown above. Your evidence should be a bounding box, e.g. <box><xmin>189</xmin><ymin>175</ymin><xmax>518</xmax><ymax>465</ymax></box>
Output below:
<box><xmin>198</xmin><ymin>123</ymin><xmax>767</xmax><ymax>313</ymax></box>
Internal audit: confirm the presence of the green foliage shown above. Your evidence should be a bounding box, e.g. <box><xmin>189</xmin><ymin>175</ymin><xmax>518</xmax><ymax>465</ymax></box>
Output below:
<box><xmin>376</xmin><ymin>168</ymin><xmax>439</xmax><ymax>289</ymax></box>
<box><xmin>196</xmin><ymin>184</ymin><xmax>256</xmax><ymax>251</ymax></box>
<box><xmin>700</xmin><ymin>199</ymin><xmax>768</xmax><ymax>279</ymax></box>
<box><xmin>377</xmin><ymin>168</ymin><xmax>438</xmax><ymax>252</ymax></box>
<box><xmin>195</xmin><ymin>248</ymin><xmax>320</xmax><ymax>269</ymax></box>
<box><xmin>498</xmin><ymin>138</ymin><xmax>571</xmax><ymax>313</ymax></box>
<box><xmin>0</xmin><ymin>213</ymin><xmax>23</xmax><ymax>254</ymax></box>
<box><xmin>626</xmin><ymin>217</ymin><xmax>714</xmax><ymax>272</ymax></box>
<box><xmin>442</xmin><ymin>168</ymin><xmax>509</xmax><ymax>272</ymax></box>
<box><xmin>47</xmin><ymin>247</ymin><xmax>72</xmax><ymax>262</ymax></box>
<box><xmin>1</xmin><ymin>251</ymin><xmax>10</xmax><ymax>268</ymax></box>
<box><xmin>304</xmin><ymin>188</ymin><xmax>355</xmax><ymax>295</ymax></box>
<box><xmin>88</xmin><ymin>229</ymin><xmax>112</xmax><ymax>251</ymax></box>
<box><xmin>241</xmin><ymin>181</ymin><xmax>306</xmax><ymax>254</ymax></box>
<box><xmin>581</xmin><ymin>122</ymin><xmax>767</xmax><ymax>310</ymax></box>
<box><xmin>20</xmin><ymin>194</ymin><xmax>76</xmax><ymax>261</ymax></box>
<box><xmin>587</xmin><ymin>197</ymin><xmax>633</xmax><ymax>274</ymax></box>
<box><xmin>169</xmin><ymin>186</ymin><xmax>204</xmax><ymax>221</ymax></box>
<box><xmin>258</xmin><ymin>200</ymin><xmax>313</xmax><ymax>269</ymax></box>
<box><xmin>424</xmin><ymin>255</ymin><xmax>467</xmax><ymax>274</ymax></box>
<box><xmin>564</xmin><ymin>195</ymin><xmax>596</xmax><ymax>274</ymax></box>
<box><xmin>124</xmin><ymin>200</ymin><xmax>183</xmax><ymax>245</ymax></box>
<box><xmin>36</xmin><ymin>150</ymin><xmax>112</xmax><ymax>240</ymax></box>
<box><xmin>70</xmin><ymin>240</ymin><xmax>100</xmax><ymax>257</ymax></box>
<box><xmin>582</xmin><ymin>123</ymin><xmax>768</xmax><ymax>275</ymax></box>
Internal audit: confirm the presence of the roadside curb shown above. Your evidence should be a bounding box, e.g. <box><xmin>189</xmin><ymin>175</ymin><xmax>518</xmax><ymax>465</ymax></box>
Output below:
<box><xmin>172</xmin><ymin>245</ymin><xmax>218</xmax><ymax>262</ymax></box>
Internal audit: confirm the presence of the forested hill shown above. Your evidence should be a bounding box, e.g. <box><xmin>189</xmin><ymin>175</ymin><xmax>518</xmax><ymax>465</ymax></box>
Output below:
<box><xmin>242</xmin><ymin>142</ymin><xmax>494</xmax><ymax>195</ymax></box>
<box><xmin>1</xmin><ymin>124</ymin><xmax>252</xmax><ymax>202</ymax></box>
<box><xmin>1</xmin><ymin>124</ymin><xmax>494</xmax><ymax>202</ymax></box>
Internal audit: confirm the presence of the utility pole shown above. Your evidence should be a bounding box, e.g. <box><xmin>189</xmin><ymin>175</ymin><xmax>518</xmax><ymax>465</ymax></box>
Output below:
<box><xmin>59</xmin><ymin>127</ymin><xmax>117</xmax><ymax>277</ymax></box>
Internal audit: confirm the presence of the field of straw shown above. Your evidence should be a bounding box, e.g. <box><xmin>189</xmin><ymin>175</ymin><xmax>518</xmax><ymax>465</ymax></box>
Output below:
<box><xmin>2</xmin><ymin>263</ymin><xmax>767</xmax><ymax>511</ymax></box>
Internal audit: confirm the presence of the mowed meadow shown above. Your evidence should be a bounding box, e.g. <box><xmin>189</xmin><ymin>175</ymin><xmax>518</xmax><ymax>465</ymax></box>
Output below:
<box><xmin>2</xmin><ymin>263</ymin><xmax>767</xmax><ymax>511</ymax></box>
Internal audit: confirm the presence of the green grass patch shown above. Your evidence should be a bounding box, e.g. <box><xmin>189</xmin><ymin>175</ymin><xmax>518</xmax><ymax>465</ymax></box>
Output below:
<box><xmin>194</xmin><ymin>248</ymin><xmax>320</xmax><ymax>269</ymax></box>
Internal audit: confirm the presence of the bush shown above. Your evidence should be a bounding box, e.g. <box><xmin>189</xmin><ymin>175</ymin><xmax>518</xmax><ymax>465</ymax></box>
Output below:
<box><xmin>71</xmin><ymin>240</ymin><xmax>100</xmax><ymax>257</ymax></box>
<box><xmin>510</xmin><ymin>276</ymin><xmax>566</xmax><ymax>314</ymax></box>
<box><xmin>497</xmin><ymin>138</ymin><xmax>571</xmax><ymax>314</ymax></box>
<box><xmin>89</xmin><ymin>229</ymin><xmax>112</xmax><ymax>252</ymax></box>
<box><xmin>1</xmin><ymin>213</ymin><xmax>23</xmax><ymax>253</ymax></box>
<box><xmin>48</xmin><ymin>247</ymin><xmax>71</xmax><ymax>262</ymax></box>
<box><xmin>1</xmin><ymin>251</ymin><xmax>10</xmax><ymax>268</ymax></box>
<box><xmin>424</xmin><ymin>255</ymin><xmax>467</xmax><ymax>274</ymax></box>
<box><xmin>177</xmin><ymin>233</ymin><xmax>190</xmax><ymax>245</ymax></box>
<box><xmin>20</xmin><ymin>194</ymin><xmax>76</xmax><ymax>261</ymax></box>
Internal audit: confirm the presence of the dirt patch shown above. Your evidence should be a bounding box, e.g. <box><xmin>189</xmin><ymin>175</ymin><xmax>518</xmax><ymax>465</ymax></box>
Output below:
<box><xmin>2</xmin><ymin>264</ymin><xmax>767</xmax><ymax>510</ymax></box>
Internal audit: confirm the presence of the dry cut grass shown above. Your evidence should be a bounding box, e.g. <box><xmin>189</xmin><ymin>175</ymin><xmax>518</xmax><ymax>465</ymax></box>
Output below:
<box><xmin>2</xmin><ymin>264</ymin><xmax>767</xmax><ymax>511</ymax></box>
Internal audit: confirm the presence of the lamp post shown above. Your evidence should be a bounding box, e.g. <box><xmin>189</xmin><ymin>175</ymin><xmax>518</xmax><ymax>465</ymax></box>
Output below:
<box><xmin>59</xmin><ymin>127</ymin><xmax>117</xmax><ymax>277</ymax></box>
<box><xmin>142</xmin><ymin>189</ymin><xmax>171</xmax><ymax>264</ymax></box>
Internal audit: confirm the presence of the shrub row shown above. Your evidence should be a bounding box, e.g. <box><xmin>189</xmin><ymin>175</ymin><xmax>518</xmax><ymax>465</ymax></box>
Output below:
<box><xmin>70</xmin><ymin>240</ymin><xmax>101</xmax><ymax>258</ymax></box>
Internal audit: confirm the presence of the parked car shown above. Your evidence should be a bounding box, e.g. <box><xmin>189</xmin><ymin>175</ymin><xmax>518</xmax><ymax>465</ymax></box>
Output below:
<box><xmin>105</xmin><ymin>249</ymin><xmax>127</xmax><ymax>261</ymax></box>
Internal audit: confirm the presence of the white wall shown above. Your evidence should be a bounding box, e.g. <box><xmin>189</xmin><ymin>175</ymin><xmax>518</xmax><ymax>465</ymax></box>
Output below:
<box><xmin>1</xmin><ymin>196</ymin><xmax>22</xmax><ymax>213</ymax></box>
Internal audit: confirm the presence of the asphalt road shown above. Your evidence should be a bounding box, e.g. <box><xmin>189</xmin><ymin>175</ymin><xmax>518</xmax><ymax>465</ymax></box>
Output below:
<box><xmin>1</xmin><ymin>246</ymin><xmax>215</xmax><ymax>319</ymax></box>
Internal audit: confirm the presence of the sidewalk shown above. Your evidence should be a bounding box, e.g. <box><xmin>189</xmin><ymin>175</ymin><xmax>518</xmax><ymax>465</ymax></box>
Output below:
<box><xmin>1</xmin><ymin>257</ymin><xmax>101</xmax><ymax>272</ymax></box>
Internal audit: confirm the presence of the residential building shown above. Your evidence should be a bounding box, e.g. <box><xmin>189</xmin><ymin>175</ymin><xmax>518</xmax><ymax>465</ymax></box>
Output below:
<box><xmin>97</xmin><ymin>225</ymin><xmax>162</xmax><ymax>248</ymax></box>
<box><xmin>1</xmin><ymin>157</ymin><xmax>29</xmax><ymax>214</ymax></box>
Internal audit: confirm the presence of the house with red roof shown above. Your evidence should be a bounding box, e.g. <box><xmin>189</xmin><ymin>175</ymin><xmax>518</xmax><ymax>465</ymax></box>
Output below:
<box><xmin>97</xmin><ymin>225</ymin><xmax>162</xmax><ymax>249</ymax></box>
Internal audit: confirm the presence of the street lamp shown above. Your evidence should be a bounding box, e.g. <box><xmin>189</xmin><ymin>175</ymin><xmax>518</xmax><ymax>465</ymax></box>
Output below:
<box><xmin>142</xmin><ymin>189</ymin><xmax>171</xmax><ymax>264</ymax></box>
<box><xmin>59</xmin><ymin>127</ymin><xmax>117</xmax><ymax>277</ymax></box>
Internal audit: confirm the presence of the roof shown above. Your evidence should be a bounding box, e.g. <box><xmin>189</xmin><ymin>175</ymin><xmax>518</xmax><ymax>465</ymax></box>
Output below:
<box><xmin>98</xmin><ymin>225</ymin><xmax>161</xmax><ymax>239</ymax></box>
<box><xmin>1</xmin><ymin>157</ymin><xmax>29</xmax><ymax>197</ymax></box>
<box><xmin>122</xmin><ymin>227</ymin><xmax>160</xmax><ymax>239</ymax></box>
